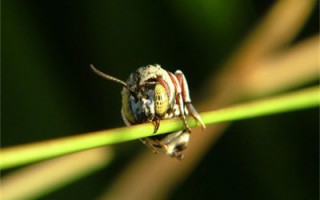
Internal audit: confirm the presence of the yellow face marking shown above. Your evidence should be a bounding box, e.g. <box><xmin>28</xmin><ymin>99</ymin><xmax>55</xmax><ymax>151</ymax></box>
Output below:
<box><xmin>155</xmin><ymin>83</ymin><xmax>169</xmax><ymax>116</ymax></box>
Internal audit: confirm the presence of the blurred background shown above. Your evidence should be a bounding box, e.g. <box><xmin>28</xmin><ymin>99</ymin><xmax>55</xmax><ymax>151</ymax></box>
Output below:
<box><xmin>2</xmin><ymin>0</ymin><xmax>318</xmax><ymax>199</ymax></box>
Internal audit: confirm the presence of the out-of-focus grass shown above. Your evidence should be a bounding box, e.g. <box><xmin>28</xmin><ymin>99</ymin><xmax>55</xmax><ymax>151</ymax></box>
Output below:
<box><xmin>0</xmin><ymin>148</ymin><xmax>113</xmax><ymax>200</ymax></box>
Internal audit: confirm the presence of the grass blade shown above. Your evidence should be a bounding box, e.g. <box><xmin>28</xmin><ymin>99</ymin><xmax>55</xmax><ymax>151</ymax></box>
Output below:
<box><xmin>0</xmin><ymin>86</ymin><xmax>319</xmax><ymax>170</ymax></box>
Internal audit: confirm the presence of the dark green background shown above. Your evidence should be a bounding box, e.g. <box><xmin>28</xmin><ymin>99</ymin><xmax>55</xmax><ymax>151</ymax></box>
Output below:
<box><xmin>2</xmin><ymin>1</ymin><xmax>318</xmax><ymax>199</ymax></box>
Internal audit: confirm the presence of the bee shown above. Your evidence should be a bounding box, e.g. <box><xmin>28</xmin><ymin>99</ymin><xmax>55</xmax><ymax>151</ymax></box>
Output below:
<box><xmin>90</xmin><ymin>64</ymin><xmax>205</xmax><ymax>159</ymax></box>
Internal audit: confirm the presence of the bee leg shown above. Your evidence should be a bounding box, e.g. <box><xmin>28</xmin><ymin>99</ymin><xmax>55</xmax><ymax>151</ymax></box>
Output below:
<box><xmin>140</xmin><ymin>138</ymin><xmax>159</xmax><ymax>154</ymax></box>
<box><xmin>151</xmin><ymin>117</ymin><xmax>160</xmax><ymax>133</ymax></box>
<box><xmin>174</xmin><ymin>70</ymin><xmax>206</xmax><ymax>130</ymax></box>
<box><xmin>168</xmin><ymin>72</ymin><xmax>191</xmax><ymax>132</ymax></box>
<box><xmin>154</xmin><ymin>139</ymin><xmax>169</xmax><ymax>152</ymax></box>
<box><xmin>185</xmin><ymin>103</ymin><xmax>206</xmax><ymax>130</ymax></box>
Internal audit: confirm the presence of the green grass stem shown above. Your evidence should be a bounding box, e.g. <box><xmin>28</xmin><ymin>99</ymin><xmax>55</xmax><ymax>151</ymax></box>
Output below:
<box><xmin>0</xmin><ymin>86</ymin><xmax>319</xmax><ymax>170</ymax></box>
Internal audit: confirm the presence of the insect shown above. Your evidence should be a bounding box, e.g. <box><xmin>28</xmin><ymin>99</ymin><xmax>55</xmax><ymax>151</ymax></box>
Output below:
<box><xmin>90</xmin><ymin>64</ymin><xmax>205</xmax><ymax>159</ymax></box>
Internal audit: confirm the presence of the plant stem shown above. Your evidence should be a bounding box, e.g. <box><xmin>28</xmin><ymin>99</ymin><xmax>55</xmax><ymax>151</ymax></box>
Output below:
<box><xmin>0</xmin><ymin>86</ymin><xmax>319</xmax><ymax>170</ymax></box>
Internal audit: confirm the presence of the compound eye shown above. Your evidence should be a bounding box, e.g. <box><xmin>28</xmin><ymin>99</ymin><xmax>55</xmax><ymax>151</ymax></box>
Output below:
<box><xmin>154</xmin><ymin>83</ymin><xmax>169</xmax><ymax>116</ymax></box>
<box><xmin>121</xmin><ymin>89</ymin><xmax>136</xmax><ymax>123</ymax></box>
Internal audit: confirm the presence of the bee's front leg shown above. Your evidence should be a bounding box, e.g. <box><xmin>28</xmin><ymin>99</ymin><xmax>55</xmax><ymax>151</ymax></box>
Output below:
<box><xmin>174</xmin><ymin>70</ymin><xmax>206</xmax><ymax>130</ymax></box>
<box><xmin>168</xmin><ymin>72</ymin><xmax>191</xmax><ymax>132</ymax></box>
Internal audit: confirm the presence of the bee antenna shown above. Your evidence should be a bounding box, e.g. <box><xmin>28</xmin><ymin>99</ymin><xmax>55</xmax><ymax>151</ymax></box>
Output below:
<box><xmin>90</xmin><ymin>64</ymin><xmax>137</xmax><ymax>98</ymax></box>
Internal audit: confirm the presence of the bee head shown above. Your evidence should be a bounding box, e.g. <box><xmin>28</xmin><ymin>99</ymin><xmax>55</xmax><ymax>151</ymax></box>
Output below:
<box><xmin>90</xmin><ymin>64</ymin><xmax>169</xmax><ymax>124</ymax></box>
